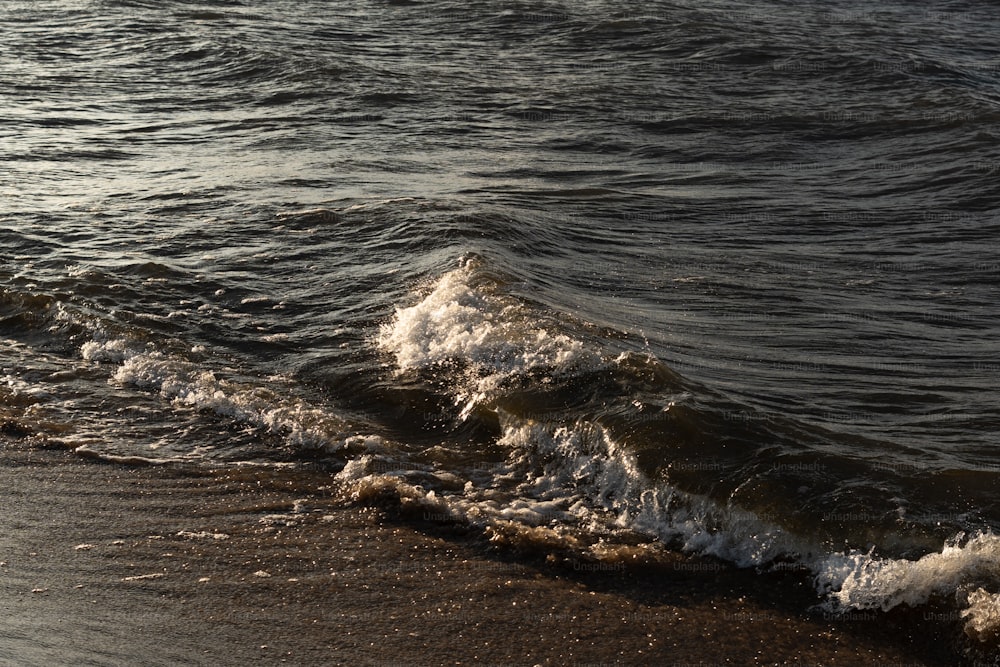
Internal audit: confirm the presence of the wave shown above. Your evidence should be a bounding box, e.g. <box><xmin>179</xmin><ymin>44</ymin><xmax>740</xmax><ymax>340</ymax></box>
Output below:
<box><xmin>5</xmin><ymin>252</ymin><xmax>999</xmax><ymax>651</ymax></box>
<box><xmin>814</xmin><ymin>533</ymin><xmax>1000</xmax><ymax>654</ymax></box>
<box><xmin>815</xmin><ymin>532</ymin><xmax>1000</xmax><ymax>611</ymax></box>
<box><xmin>370</xmin><ymin>255</ymin><xmax>1000</xmax><ymax>652</ymax></box>
<box><xmin>335</xmin><ymin>410</ymin><xmax>1000</xmax><ymax>647</ymax></box>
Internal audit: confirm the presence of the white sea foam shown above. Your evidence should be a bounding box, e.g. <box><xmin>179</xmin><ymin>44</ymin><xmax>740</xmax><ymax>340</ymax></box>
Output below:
<box><xmin>378</xmin><ymin>263</ymin><xmax>592</xmax><ymax>371</ymax></box>
<box><xmin>81</xmin><ymin>339</ymin><xmax>377</xmax><ymax>453</ymax></box>
<box><xmin>80</xmin><ymin>338</ymin><xmax>137</xmax><ymax>363</ymax></box>
<box><xmin>513</xmin><ymin>419</ymin><xmax>1000</xmax><ymax>637</ymax></box>
<box><xmin>497</xmin><ymin>418</ymin><xmax>802</xmax><ymax>566</ymax></box>
<box><xmin>815</xmin><ymin>533</ymin><xmax>1000</xmax><ymax>611</ymax></box>
<box><xmin>377</xmin><ymin>261</ymin><xmax>601</xmax><ymax>416</ymax></box>
<box><xmin>338</xmin><ymin>415</ymin><xmax>800</xmax><ymax>566</ymax></box>
<box><xmin>177</xmin><ymin>530</ymin><xmax>230</xmax><ymax>541</ymax></box>
<box><xmin>814</xmin><ymin>532</ymin><xmax>1000</xmax><ymax>641</ymax></box>
<box><xmin>963</xmin><ymin>587</ymin><xmax>1000</xmax><ymax>641</ymax></box>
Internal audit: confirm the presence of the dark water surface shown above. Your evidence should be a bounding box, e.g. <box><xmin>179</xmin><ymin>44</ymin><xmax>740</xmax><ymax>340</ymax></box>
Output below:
<box><xmin>3</xmin><ymin>0</ymin><xmax>1000</xmax><ymax>655</ymax></box>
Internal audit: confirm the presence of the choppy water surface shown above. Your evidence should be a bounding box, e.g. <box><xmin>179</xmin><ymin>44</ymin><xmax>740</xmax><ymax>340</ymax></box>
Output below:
<box><xmin>2</xmin><ymin>0</ymin><xmax>1000</xmax><ymax>653</ymax></box>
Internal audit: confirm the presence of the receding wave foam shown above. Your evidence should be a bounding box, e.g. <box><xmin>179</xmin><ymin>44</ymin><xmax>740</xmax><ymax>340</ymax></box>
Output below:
<box><xmin>81</xmin><ymin>338</ymin><xmax>380</xmax><ymax>455</ymax></box>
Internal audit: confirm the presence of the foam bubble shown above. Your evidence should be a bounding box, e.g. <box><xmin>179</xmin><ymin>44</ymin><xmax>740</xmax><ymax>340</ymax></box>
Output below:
<box><xmin>177</xmin><ymin>530</ymin><xmax>230</xmax><ymax>541</ymax></box>
<box><xmin>963</xmin><ymin>587</ymin><xmax>1000</xmax><ymax>642</ymax></box>
<box><xmin>80</xmin><ymin>339</ymin><xmax>137</xmax><ymax>363</ymax></box>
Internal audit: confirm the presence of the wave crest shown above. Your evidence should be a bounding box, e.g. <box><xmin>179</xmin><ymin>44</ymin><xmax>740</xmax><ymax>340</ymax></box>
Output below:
<box><xmin>377</xmin><ymin>258</ymin><xmax>602</xmax><ymax>418</ymax></box>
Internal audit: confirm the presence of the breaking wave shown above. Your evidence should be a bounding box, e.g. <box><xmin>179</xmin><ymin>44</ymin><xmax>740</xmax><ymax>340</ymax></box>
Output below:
<box><xmin>370</xmin><ymin>256</ymin><xmax>1000</xmax><ymax>652</ymax></box>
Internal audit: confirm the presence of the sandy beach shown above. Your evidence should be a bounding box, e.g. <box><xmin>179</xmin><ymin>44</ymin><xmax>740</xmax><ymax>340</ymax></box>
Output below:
<box><xmin>0</xmin><ymin>440</ymin><xmax>964</xmax><ymax>666</ymax></box>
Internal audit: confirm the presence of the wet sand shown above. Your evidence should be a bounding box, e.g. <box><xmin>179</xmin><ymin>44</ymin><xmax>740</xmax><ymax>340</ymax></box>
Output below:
<box><xmin>0</xmin><ymin>443</ymin><xmax>966</xmax><ymax>666</ymax></box>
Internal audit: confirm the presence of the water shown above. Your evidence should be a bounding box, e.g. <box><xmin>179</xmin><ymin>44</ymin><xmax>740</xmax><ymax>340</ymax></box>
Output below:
<box><xmin>3</xmin><ymin>0</ymin><xmax>1000</xmax><ymax>655</ymax></box>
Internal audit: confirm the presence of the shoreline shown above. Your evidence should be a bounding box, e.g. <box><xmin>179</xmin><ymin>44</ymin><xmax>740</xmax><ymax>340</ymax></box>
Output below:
<box><xmin>0</xmin><ymin>443</ymin><xmax>967</xmax><ymax>666</ymax></box>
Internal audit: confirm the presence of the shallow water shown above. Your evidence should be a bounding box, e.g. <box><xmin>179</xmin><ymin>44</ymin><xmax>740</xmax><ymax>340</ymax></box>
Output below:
<box><xmin>2</xmin><ymin>0</ymin><xmax>1000</xmax><ymax>650</ymax></box>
